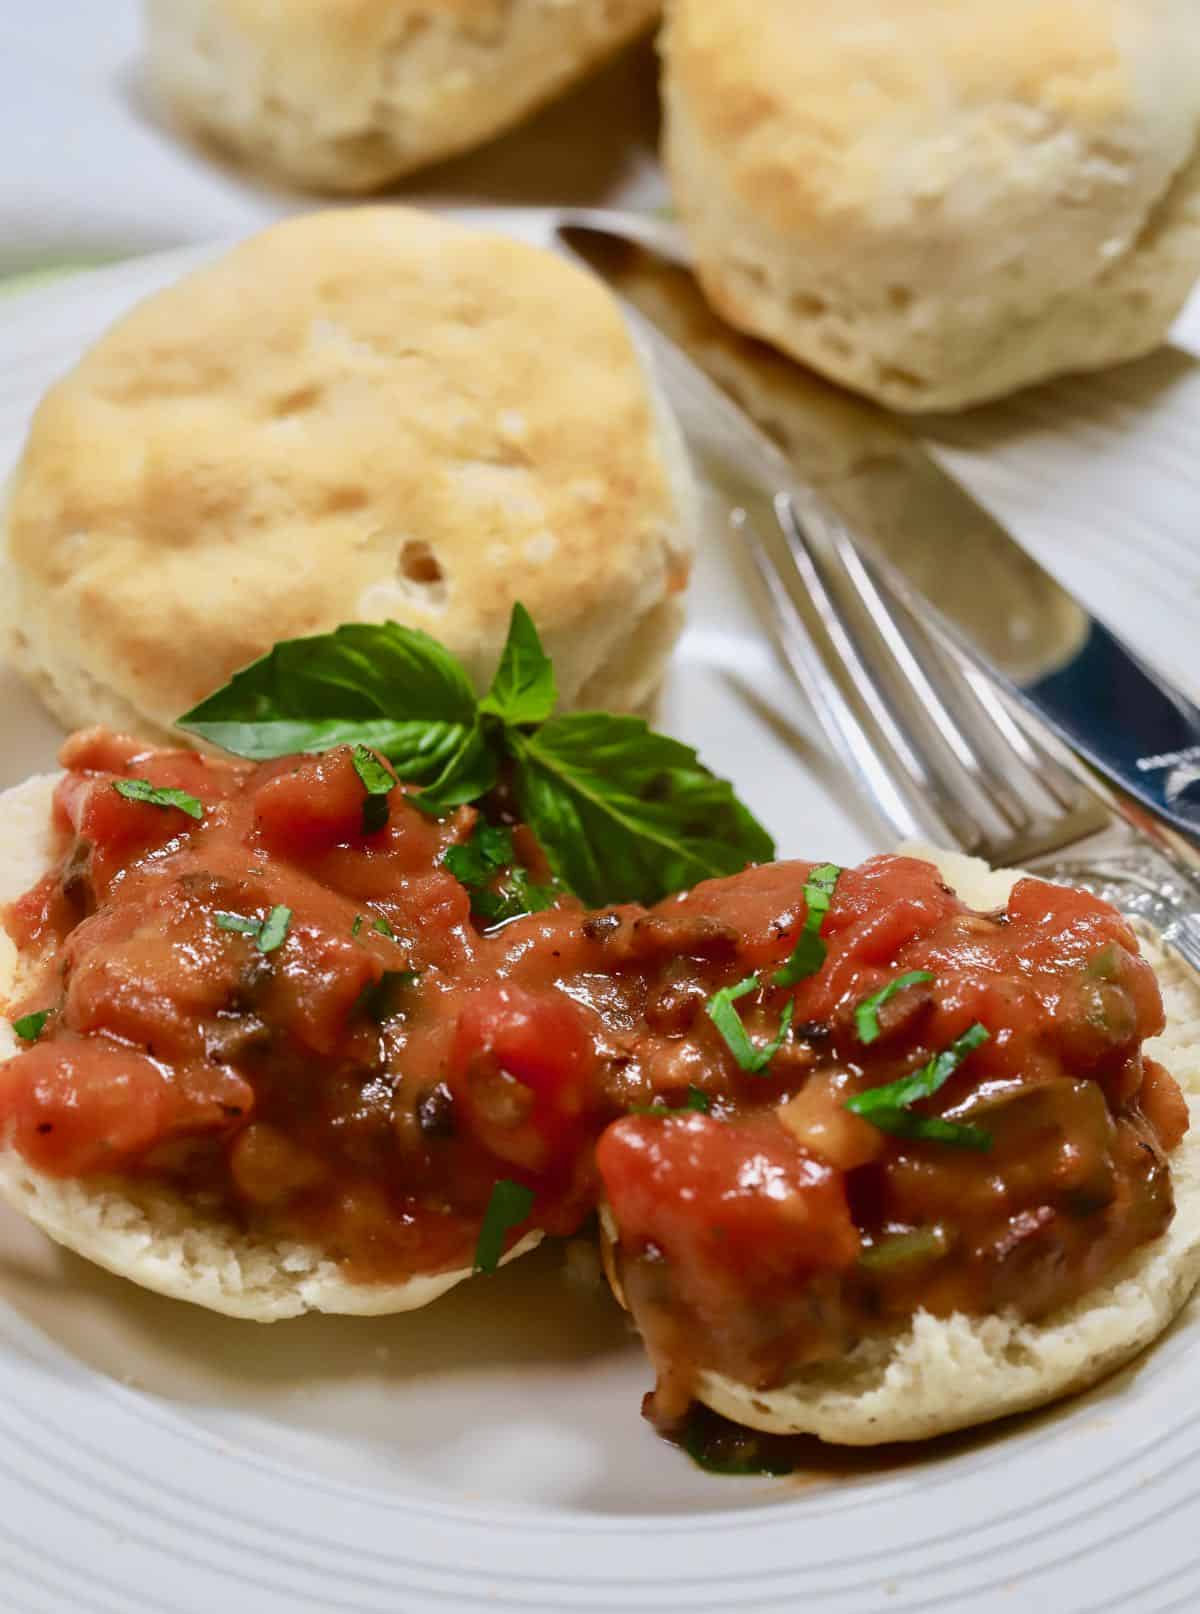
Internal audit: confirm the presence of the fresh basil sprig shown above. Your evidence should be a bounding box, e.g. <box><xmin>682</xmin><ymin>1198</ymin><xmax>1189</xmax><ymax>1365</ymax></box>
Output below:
<box><xmin>845</xmin><ymin>1023</ymin><xmax>991</xmax><ymax>1149</ymax></box>
<box><xmin>177</xmin><ymin>603</ymin><xmax>773</xmax><ymax>907</ymax></box>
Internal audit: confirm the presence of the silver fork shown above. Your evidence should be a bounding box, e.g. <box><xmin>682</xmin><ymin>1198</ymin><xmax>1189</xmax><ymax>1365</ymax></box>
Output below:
<box><xmin>626</xmin><ymin>304</ymin><xmax>1200</xmax><ymax>971</ymax></box>
<box><xmin>743</xmin><ymin>487</ymin><xmax>1200</xmax><ymax>971</ymax></box>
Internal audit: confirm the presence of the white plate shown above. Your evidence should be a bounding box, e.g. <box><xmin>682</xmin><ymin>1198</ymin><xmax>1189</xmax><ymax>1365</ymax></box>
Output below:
<box><xmin>2</xmin><ymin>212</ymin><xmax>1200</xmax><ymax>1614</ymax></box>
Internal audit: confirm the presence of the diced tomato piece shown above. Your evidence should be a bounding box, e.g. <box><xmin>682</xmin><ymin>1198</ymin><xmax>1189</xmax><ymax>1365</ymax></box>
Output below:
<box><xmin>253</xmin><ymin>750</ymin><xmax>372</xmax><ymax>856</ymax></box>
<box><xmin>597</xmin><ymin>1111</ymin><xmax>859</xmax><ymax>1290</ymax></box>
<box><xmin>448</xmin><ymin>982</ymin><xmax>598</xmax><ymax>1177</ymax></box>
<box><xmin>1</xmin><ymin>1040</ymin><xmax>182</xmax><ymax>1176</ymax></box>
<box><xmin>58</xmin><ymin>729</ymin><xmax>146</xmax><ymax>776</ymax></box>
<box><xmin>1140</xmin><ymin>1057</ymin><xmax>1189</xmax><ymax>1152</ymax></box>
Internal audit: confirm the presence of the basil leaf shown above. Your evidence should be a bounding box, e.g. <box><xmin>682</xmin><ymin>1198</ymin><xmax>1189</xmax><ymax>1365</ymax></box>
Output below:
<box><xmin>372</xmin><ymin>915</ymin><xmax>395</xmax><ymax>939</ymax></box>
<box><xmin>773</xmin><ymin>863</ymin><xmax>841</xmax><ymax>987</ymax></box>
<box><xmin>12</xmin><ymin>1010</ymin><xmax>50</xmax><ymax>1043</ymax></box>
<box><xmin>846</xmin><ymin>1022</ymin><xmax>991</xmax><ymax>1149</ymax></box>
<box><xmin>855</xmin><ymin>970</ymin><xmax>935</xmax><ymax>1045</ymax></box>
<box><xmin>351</xmin><ymin>915</ymin><xmax>364</xmax><ymax>938</ymax></box>
<box><xmin>412</xmin><ymin>721</ymin><xmax>499</xmax><ymax>815</ymax></box>
<box><xmin>177</xmin><ymin>621</ymin><xmax>479</xmax><ymax>776</ymax></box>
<box><xmin>113</xmin><ymin>779</ymin><xmax>204</xmax><ymax>821</ymax></box>
<box><xmin>474</xmin><ymin>1179</ymin><xmax>536</xmax><ymax>1274</ymax></box>
<box><xmin>257</xmin><ymin>905</ymin><xmax>292</xmax><ymax>954</ymax></box>
<box><xmin>706</xmin><ymin>975</ymin><xmax>794</xmax><ymax>1075</ymax></box>
<box><xmin>510</xmin><ymin>715</ymin><xmax>774</xmax><ymax>907</ymax></box>
<box><xmin>352</xmin><ymin>745</ymin><xmax>395</xmax><ymax>835</ymax></box>
<box><xmin>479</xmin><ymin>603</ymin><xmax>557</xmax><ymax>727</ymax></box>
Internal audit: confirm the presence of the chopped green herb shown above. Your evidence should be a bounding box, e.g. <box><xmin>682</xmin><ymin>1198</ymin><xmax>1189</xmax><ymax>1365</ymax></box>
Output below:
<box><xmin>474</xmin><ymin>1179</ymin><xmax>536</xmax><ymax>1274</ymax></box>
<box><xmin>854</xmin><ymin>970</ymin><xmax>935</xmax><ymax>1045</ymax></box>
<box><xmin>472</xmin><ymin>868</ymin><xmax>560</xmax><ymax>927</ymax></box>
<box><xmin>630</xmin><ymin>1085</ymin><xmax>711</xmax><ymax>1117</ymax></box>
<box><xmin>12</xmin><ymin>1010</ymin><xmax>50</xmax><ymax>1042</ymax></box>
<box><xmin>444</xmin><ymin>822</ymin><xmax>558</xmax><ymax>926</ymax></box>
<box><xmin>773</xmin><ymin>864</ymin><xmax>841</xmax><ymax>987</ymax></box>
<box><xmin>215</xmin><ymin>905</ymin><xmax>291</xmax><ymax>953</ymax></box>
<box><xmin>372</xmin><ymin>915</ymin><xmax>395</xmax><ymax>940</ymax></box>
<box><xmin>858</xmin><ymin>1225</ymin><xmax>950</xmax><ymax>1272</ymax></box>
<box><xmin>113</xmin><ymin>778</ymin><xmax>204</xmax><ymax>821</ymax></box>
<box><xmin>358</xmin><ymin>968</ymin><xmax>420</xmax><ymax>1025</ymax></box>
<box><xmin>679</xmin><ymin>1403</ymin><xmax>801</xmax><ymax>1477</ymax></box>
<box><xmin>857</xmin><ymin>1111</ymin><xmax>991</xmax><ymax>1150</ymax></box>
<box><xmin>352</xmin><ymin>745</ymin><xmax>394</xmax><ymax>835</ymax></box>
<box><xmin>706</xmin><ymin>976</ymin><xmax>794</xmax><ymax>1075</ymax></box>
<box><xmin>443</xmin><ymin>823</ymin><xmax>514</xmax><ymax>889</ymax></box>
<box><xmin>845</xmin><ymin>1022</ymin><xmax>991</xmax><ymax>1149</ymax></box>
<box><xmin>351</xmin><ymin>914</ymin><xmax>364</xmax><ymax>938</ymax></box>
<box><xmin>257</xmin><ymin>905</ymin><xmax>292</xmax><ymax>954</ymax></box>
<box><xmin>215</xmin><ymin>911</ymin><xmax>261</xmax><ymax>936</ymax></box>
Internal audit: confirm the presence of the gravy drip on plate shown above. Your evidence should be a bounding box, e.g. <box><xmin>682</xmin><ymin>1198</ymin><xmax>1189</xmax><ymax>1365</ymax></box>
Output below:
<box><xmin>1</xmin><ymin>730</ymin><xmax>1187</xmax><ymax>1425</ymax></box>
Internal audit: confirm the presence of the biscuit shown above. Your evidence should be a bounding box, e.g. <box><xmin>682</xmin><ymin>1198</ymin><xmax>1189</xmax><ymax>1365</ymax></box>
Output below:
<box><xmin>0</xmin><ymin>772</ymin><xmax>542</xmax><ymax>1319</ymax></box>
<box><xmin>144</xmin><ymin>0</ymin><xmax>660</xmax><ymax>191</ymax></box>
<box><xmin>604</xmin><ymin>845</ymin><xmax>1200</xmax><ymax>1443</ymax></box>
<box><xmin>663</xmin><ymin>0</ymin><xmax>1200</xmax><ymax>410</ymax></box>
<box><xmin>1</xmin><ymin>208</ymin><xmax>696</xmax><ymax>743</ymax></box>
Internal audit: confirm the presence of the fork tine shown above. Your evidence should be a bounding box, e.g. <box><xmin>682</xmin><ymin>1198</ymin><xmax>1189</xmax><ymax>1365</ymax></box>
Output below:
<box><xmin>828</xmin><ymin>532</ymin><xmax>1041</xmax><ymax>836</ymax></box>
<box><xmin>953</xmin><ymin>659</ymin><xmax>1092</xmax><ymax>814</ymax></box>
<box><xmin>736</xmin><ymin>504</ymin><xmax>932</xmax><ymax>843</ymax></box>
<box><xmin>764</xmin><ymin>494</ymin><xmax>1112</xmax><ymax>866</ymax></box>
<box><xmin>775</xmin><ymin>496</ymin><xmax>1000</xmax><ymax>854</ymax></box>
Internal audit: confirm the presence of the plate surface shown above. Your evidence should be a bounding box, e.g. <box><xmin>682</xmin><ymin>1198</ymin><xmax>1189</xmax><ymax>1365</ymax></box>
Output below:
<box><xmin>1</xmin><ymin>211</ymin><xmax>1200</xmax><ymax>1613</ymax></box>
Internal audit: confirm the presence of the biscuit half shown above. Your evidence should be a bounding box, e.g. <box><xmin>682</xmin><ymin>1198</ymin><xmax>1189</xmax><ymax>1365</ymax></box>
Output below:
<box><xmin>606</xmin><ymin>844</ymin><xmax>1200</xmax><ymax>1443</ymax></box>
<box><xmin>0</xmin><ymin>773</ymin><xmax>539</xmax><ymax>1319</ymax></box>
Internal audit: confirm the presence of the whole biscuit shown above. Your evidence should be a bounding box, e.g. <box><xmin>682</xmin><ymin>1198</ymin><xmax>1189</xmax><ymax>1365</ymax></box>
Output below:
<box><xmin>143</xmin><ymin>0</ymin><xmax>660</xmax><ymax>191</ymax></box>
<box><xmin>1</xmin><ymin>208</ymin><xmax>695</xmax><ymax>741</ymax></box>
<box><xmin>663</xmin><ymin>0</ymin><xmax>1200</xmax><ymax>411</ymax></box>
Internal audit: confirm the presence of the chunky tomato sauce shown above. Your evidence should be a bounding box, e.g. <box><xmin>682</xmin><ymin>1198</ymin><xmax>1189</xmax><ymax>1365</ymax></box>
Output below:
<box><xmin>2</xmin><ymin>731</ymin><xmax>1186</xmax><ymax>1423</ymax></box>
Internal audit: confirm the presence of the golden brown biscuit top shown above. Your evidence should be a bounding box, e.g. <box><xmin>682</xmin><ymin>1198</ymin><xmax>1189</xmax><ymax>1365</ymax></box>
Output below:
<box><xmin>667</xmin><ymin>0</ymin><xmax>1200</xmax><ymax>234</ymax></box>
<box><xmin>6</xmin><ymin>208</ymin><xmax>686</xmax><ymax>729</ymax></box>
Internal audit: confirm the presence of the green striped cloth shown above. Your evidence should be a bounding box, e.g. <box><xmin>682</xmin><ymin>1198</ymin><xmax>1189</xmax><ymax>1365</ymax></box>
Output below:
<box><xmin>0</xmin><ymin>259</ymin><xmax>120</xmax><ymax>297</ymax></box>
